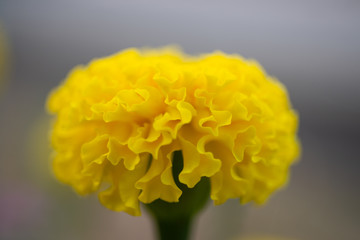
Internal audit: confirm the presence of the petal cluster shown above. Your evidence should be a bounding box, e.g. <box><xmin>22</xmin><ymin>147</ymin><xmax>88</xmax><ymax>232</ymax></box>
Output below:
<box><xmin>47</xmin><ymin>47</ymin><xmax>299</xmax><ymax>216</ymax></box>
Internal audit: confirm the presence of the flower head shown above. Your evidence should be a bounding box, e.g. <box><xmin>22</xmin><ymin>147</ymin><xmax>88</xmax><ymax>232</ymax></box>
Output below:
<box><xmin>47</xmin><ymin>47</ymin><xmax>299</xmax><ymax>216</ymax></box>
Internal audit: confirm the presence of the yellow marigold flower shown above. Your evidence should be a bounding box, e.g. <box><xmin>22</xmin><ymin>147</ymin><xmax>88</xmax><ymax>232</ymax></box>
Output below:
<box><xmin>47</xmin><ymin>47</ymin><xmax>299</xmax><ymax>216</ymax></box>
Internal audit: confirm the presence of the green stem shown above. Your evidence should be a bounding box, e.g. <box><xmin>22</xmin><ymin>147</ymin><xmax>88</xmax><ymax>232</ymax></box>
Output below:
<box><xmin>155</xmin><ymin>217</ymin><xmax>192</xmax><ymax>240</ymax></box>
<box><xmin>145</xmin><ymin>150</ymin><xmax>210</xmax><ymax>240</ymax></box>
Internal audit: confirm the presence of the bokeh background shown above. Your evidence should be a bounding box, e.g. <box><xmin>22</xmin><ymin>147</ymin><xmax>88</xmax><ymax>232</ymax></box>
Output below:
<box><xmin>1</xmin><ymin>0</ymin><xmax>359</xmax><ymax>239</ymax></box>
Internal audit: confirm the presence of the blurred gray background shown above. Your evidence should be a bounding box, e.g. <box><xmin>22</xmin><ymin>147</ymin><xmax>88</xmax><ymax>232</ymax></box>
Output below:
<box><xmin>0</xmin><ymin>0</ymin><xmax>359</xmax><ymax>239</ymax></box>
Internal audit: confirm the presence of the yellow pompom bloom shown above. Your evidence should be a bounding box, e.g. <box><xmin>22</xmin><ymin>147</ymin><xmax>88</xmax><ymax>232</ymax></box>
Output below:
<box><xmin>47</xmin><ymin>47</ymin><xmax>299</xmax><ymax>216</ymax></box>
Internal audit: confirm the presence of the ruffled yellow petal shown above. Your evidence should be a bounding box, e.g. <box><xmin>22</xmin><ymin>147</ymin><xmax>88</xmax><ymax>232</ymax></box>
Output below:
<box><xmin>99</xmin><ymin>153</ymin><xmax>149</xmax><ymax>216</ymax></box>
<box><xmin>135</xmin><ymin>143</ymin><xmax>182</xmax><ymax>203</ymax></box>
<box><xmin>178</xmin><ymin>128</ymin><xmax>221</xmax><ymax>188</ymax></box>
